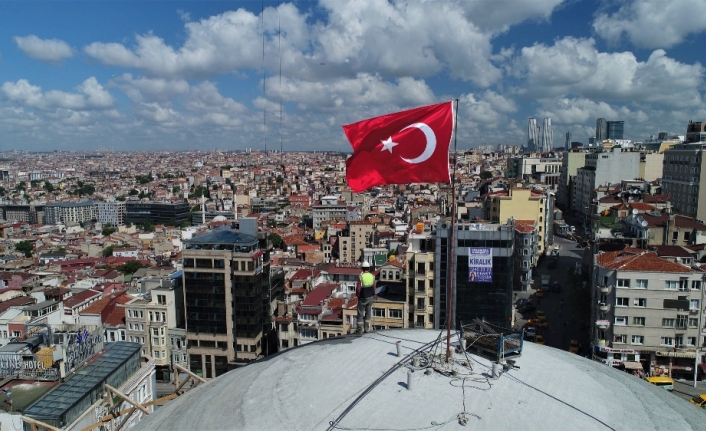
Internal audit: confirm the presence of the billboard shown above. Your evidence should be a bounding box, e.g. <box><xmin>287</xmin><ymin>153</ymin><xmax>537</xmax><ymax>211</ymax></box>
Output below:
<box><xmin>468</xmin><ymin>247</ymin><xmax>492</xmax><ymax>282</ymax></box>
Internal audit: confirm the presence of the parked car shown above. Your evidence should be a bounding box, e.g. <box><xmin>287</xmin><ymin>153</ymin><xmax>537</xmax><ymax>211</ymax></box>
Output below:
<box><xmin>534</xmin><ymin>335</ymin><xmax>545</xmax><ymax>345</ymax></box>
<box><xmin>535</xmin><ymin>310</ymin><xmax>547</xmax><ymax>321</ymax></box>
<box><xmin>689</xmin><ymin>394</ymin><xmax>706</xmax><ymax>409</ymax></box>
<box><xmin>519</xmin><ymin>303</ymin><xmax>536</xmax><ymax>314</ymax></box>
<box><xmin>515</xmin><ymin>298</ymin><xmax>531</xmax><ymax>307</ymax></box>
<box><xmin>525</xmin><ymin>326</ymin><xmax>536</xmax><ymax>339</ymax></box>
<box><xmin>569</xmin><ymin>340</ymin><xmax>580</xmax><ymax>354</ymax></box>
<box><xmin>526</xmin><ymin>319</ymin><xmax>548</xmax><ymax>328</ymax></box>
<box><xmin>551</xmin><ymin>281</ymin><xmax>561</xmax><ymax>292</ymax></box>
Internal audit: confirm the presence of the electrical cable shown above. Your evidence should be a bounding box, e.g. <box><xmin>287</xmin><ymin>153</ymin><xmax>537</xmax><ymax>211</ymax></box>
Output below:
<box><xmin>503</xmin><ymin>371</ymin><xmax>617</xmax><ymax>431</ymax></box>
<box><xmin>326</xmin><ymin>333</ymin><xmax>444</xmax><ymax>431</ymax></box>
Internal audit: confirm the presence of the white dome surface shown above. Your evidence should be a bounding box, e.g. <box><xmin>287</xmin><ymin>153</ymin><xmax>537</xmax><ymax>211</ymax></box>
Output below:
<box><xmin>136</xmin><ymin>329</ymin><xmax>704</xmax><ymax>430</ymax></box>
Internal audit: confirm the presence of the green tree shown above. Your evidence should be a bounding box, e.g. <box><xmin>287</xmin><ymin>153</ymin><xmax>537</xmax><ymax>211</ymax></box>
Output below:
<box><xmin>77</xmin><ymin>184</ymin><xmax>95</xmax><ymax>196</ymax></box>
<box><xmin>43</xmin><ymin>181</ymin><xmax>54</xmax><ymax>192</ymax></box>
<box><xmin>15</xmin><ymin>240</ymin><xmax>34</xmax><ymax>257</ymax></box>
<box><xmin>180</xmin><ymin>221</ymin><xmax>191</xmax><ymax>228</ymax></box>
<box><xmin>138</xmin><ymin>191</ymin><xmax>151</xmax><ymax>199</ymax></box>
<box><xmin>117</xmin><ymin>260</ymin><xmax>148</xmax><ymax>274</ymax></box>
<box><xmin>129</xmin><ymin>189</ymin><xmax>139</xmax><ymax>196</ymax></box>
<box><xmin>212</xmin><ymin>184</ymin><xmax>218</xmax><ymax>191</ymax></box>
<box><xmin>270</xmin><ymin>232</ymin><xmax>283</xmax><ymax>249</ymax></box>
<box><xmin>0</xmin><ymin>186</ymin><xmax>7</xmax><ymax>196</ymax></box>
<box><xmin>102</xmin><ymin>245</ymin><xmax>115</xmax><ymax>258</ymax></box>
<box><xmin>166</xmin><ymin>219</ymin><xmax>176</xmax><ymax>227</ymax></box>
<box><xmin>143</xmin><ymin>219</ymin><xmax>155</xmax><ymax>232</ymax></box>
<box><xmin>15</xmin><ymin>181</ymin><xmax>26</xmax><ymax>191</ymax></box>
<box><xmin>172</xmin><ymin>186</ymin><xmax>180</xmax><ymax>194</ymax></box>
<box><xmin>116</xmin><ymin>195</ymin><xmax>126</xmax><ymax>201</ymax></box>
<box><xmin>30</xmin><ymin>179</ymin><xmax>40</xmax><ymax>188</ymax></box>
<box><xmin>479</xmin><ymin>171</ymin><xmax>493</xmax><ymax>180</ymax></box>
<box><xmin>276</xmin><ymin>175</ymin><xmax>284</xmax><ymax>183</ymax></box>
<box><xmin>102</xmin><ymin>224</ymin><xmax>116</xmax><ymax>236</ymax></box>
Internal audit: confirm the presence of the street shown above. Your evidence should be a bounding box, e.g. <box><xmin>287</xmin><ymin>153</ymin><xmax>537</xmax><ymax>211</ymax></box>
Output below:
<box><xmin>515</xmin><ymin>235</ymin><xmax>591</xmax><ymax>355</ymax></box>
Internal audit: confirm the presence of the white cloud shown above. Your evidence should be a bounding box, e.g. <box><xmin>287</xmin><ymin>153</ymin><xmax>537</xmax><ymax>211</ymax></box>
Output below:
<box><xmin>514</xmin><ymin>37</ymin><xmax>704</xmax><ymax>108</ymax></box>
<box><xmin>13</xmin><ymin>35</ymin><xmax>74</xmax><ymax>64</ymax></box>
<box><xmin>593</xmin><ymin>0</ymin><xmax>706</xmax><ymax>49</ymax></box>
<box><xmin>1</xmin><ymin>77</ymin><xmax>114</xmax><ymax>111</ymax></box>
<box><xmin>460</xmin><ymin>0</ymin><xmax>564</xmax><ymax>33</ymax></box>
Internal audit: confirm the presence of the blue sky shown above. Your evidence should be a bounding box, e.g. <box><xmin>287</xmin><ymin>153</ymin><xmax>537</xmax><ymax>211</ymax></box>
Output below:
<box><xmin>1</xmin><ymin>0</ymin><xmax>705</xmax><ymax>152</ymax></box>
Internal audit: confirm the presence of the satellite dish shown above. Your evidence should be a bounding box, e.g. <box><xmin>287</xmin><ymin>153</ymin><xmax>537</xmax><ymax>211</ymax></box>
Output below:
<box><xmin>632</xmin><ymin>209</ymin><xmax>638</xmax><ymax>215</ymax></box>
<box><xmin>641</xmin><ymin>220</ymin><xmax>648</xmax><ymax>227</ymax></box>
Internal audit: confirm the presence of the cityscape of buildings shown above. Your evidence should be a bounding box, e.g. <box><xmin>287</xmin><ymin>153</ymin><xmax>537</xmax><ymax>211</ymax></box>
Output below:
<box><xmin>0</xmin><ymin>118</ymin><xmax>704</xmax><ymax>428</ymax></box>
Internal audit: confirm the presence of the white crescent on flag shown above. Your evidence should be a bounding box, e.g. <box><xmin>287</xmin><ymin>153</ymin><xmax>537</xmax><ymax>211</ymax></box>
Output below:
<box><xmin>400</xmin><ymin>122</ymin><xmax>436</xmax><ymax>164</ymax></box>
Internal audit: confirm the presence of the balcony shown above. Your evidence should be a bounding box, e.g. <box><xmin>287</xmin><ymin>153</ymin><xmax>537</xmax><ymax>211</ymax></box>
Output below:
<box><xmin>598</xmin><ymin>285</ymin><xmax>612</xmax><ymax>294</ymax></box>
<box><xmin>598</xmin><ymin>303</ymin><xmax>611</xmax><ymax>313</ymax></box>
<box><xmin>689</xmin><ymin>308</ymin><xmax>699</xmax><ymax>315</ymax></box>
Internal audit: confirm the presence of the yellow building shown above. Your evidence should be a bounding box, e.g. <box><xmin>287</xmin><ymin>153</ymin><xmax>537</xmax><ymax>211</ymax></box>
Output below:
<box><xmin>342</xmin><ymin>298</ymin><xmax>408</xmax><ymax>332</ymax></box>
<box><xmin>488</xmin><ymin>188</ymin><xmax>547</xmax><ymax>254</ymax></box>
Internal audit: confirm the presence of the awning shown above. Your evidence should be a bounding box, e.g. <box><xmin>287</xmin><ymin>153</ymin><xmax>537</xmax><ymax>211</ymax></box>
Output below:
<box><xmin>655</xmin><ymin>351</ymin><xmax>696</xmax><ymax>358</ymax></box>
<box><xmin>622</xmin><ymin>361</ymin><xmax>643</xmax><ymax>370</ymax></box>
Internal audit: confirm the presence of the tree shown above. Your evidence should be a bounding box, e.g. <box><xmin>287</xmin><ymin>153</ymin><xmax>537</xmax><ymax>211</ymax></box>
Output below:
<box><xmin>212</xmin><ymin>184</ymin><xmax>218</xmax><ymax>191</ymax></box>
<box><xmin>116</xmin><ymin>195</ymin><xmax>126</xmax><ymax>201</ymax></box>
<box><xmin>102</xmin><ymin>224</ymin><xmax>116</xmax><ymax>236</ymax></box>
<box><xmin>102</xmin><ymin>245</ymin><xmax>115</xmax><ymax>258</ymax></box>
<box><xmin>180</xmin><ymin>221</ymin><xmax>191</xmax><ymax>228</ymax></box>
<box><xmin>270</xmin><ymin>232</ymin><xmax>283</xmax><ymax>249</ymax></box>
<box><xmin>479</xmin><ymin>171</ymin><xmax>493</xmax><ymax>180</ymax></box>
<box><xmin>276</xmin><ymin>175</ymin><xmax>284</xmax><ymax>183</ymax></box>
<box><xmin>30</xmin><ymin>180</ymin><xmax>40</xmax><ymax>188</ymax></box>
<box><xmin>43</xmin><ymin>181</ymin><xmax>54</xmax><ymax>192</ymax></box>
<box><xmin>129</xmin><ymin>189</ymin><xmax>139</xmax><ymax>196</ymax></box>
<box><xmin>172</xmin><ymin>186</ymin><xmax>180</xmax><ymax>194</ymax></box>
<box><xmin>15</xmin><ymin>240</ymin><xmax>34</xmax><ymax>258</ymax></box>
<box><xmin>117</xmin><ymin>260</ymin><xmax>148</xmax><ymax>274</ymax></box>
<box><xmin>0</xmin><ymin>186</ymin><xmax>6</xmax><ymax>196</ymax></box>
<box><xmin>143</xmin><ymin>219</ymin><xmax>155</xmax><ymax>232</ymax></box>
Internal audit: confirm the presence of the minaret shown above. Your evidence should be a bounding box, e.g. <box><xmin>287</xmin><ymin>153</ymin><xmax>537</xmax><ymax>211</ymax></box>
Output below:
<box><xmin>233</xmin><ymin>190</ymin><xmax>238</xmax><ymax>221</ymax></box>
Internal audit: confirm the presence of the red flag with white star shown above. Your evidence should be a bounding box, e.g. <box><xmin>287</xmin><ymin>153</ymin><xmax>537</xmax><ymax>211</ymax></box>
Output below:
<box><xmin>343</xmin><ymin>101</ymin><xmax>453</xmax><ymax>193</ymax></box>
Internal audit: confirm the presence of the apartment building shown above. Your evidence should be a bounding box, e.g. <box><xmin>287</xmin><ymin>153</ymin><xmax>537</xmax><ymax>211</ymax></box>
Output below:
<box><xmin>661</xmin><ymin>142</ymin><xmax>706</xmax><ymax>220</ymax></box>
<box><xmin>125</xmin><ymin>201</ymin><xmax>190</xmax><ymax>226</ymax></box>
<box><xmin>592</xmin><ymin>249</ymin><xmax>705</xmax><ymax>378</ymax></box>
<box><xmin>337</xmin><ymin>221</ymin><xmax>374</xmax><ymax>263</ymax></box>
<box><xmin>484</xmin><ymin>187</ymin><xmax>551</xmax><ymax>254</ymax></box>
<box><xmin>435</xmin><ymin>219</ymin><xmax>515</xmax><ymax>328</ymax></box>
<box><xmin>182</xmin><ymin>227</ymin><xmax>267</xmax><ymax>378</ymax></box>
<box><xmin>97</xmin><ymin>201</ymin><xmax>126</xmax><ymax>226</ymax></box>
<box><xmin>406</xmin><ymin>227</ymin><xmax>436</xmax><ymax>329</ymax></box>
<box><xmin>514</xmin><ymin>220</ymin><xmax>538</xmax><ymax>292</ymax></box>
<box><xmin>557</xmin><ymin>151</ymin><xmax>586</xmax><ymax>212</ymax></box>
<box><xmin>125</xmin><ymin>273</ymin><xmax>184</xmax><ymax>380</ymax></box>
<box><xmin>574</xmin><ymin>148</ymin><xmax>640</xmax><ymax>221</ymax></box>
<box><xmin>312</xmin><ymin>198</ymin><xmax>348</xmax><ymax>230</ymax></box>
<box><xmin>43</xmin><ymin>201</ymin><xmax>97</xmax><ymax>224</ymax></box>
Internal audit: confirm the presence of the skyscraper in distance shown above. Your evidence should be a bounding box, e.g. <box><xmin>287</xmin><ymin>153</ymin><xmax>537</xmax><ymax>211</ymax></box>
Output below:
<box><xmin>565</xmin><ymin>131</ymin><xmax>571</xmax><ymax>148</ymax></box>
<box><xmin>596</xmin><ymin>118</ymin><xmax>607</xmax><ymax>143</ymax></box>
<box><xmin>541</xmin><ymin>118</ymin><xmax>553</xmax><ymax>152</ymax></box>
<box><xmin>606</xmin><ymin>121</ymin><xmax>624</xmax><ymax>139</ymax></box>
<box><xmin>527</xmin><ymin>118</ymin><xmax>540</xmax><ymax>152</ymax></box>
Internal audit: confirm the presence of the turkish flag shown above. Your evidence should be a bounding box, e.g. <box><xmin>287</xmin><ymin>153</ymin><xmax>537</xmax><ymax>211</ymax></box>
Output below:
<box><xmin>343</xmin><ymin>101</ymin><xmax>454</xmax><ymax>193</ymax></box>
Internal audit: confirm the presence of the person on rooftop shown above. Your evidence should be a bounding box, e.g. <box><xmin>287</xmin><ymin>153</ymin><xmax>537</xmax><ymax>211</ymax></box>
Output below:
<box><xmin>356</xmin><ymin>261</ymin><xmax>377</xmax><ymax>334</ymax></box>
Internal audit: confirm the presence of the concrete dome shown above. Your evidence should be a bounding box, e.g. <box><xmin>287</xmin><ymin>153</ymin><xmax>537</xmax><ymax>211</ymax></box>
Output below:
<box><xmin>136</xmin><ymin>329</ymin><xmax>703</xmax><ymax>431</ymax></box>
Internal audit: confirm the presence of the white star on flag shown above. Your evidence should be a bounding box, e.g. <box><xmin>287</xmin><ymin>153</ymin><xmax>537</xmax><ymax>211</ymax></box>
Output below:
<box><xmin>380</xmin><ymin>136</ymin><xmax>398</xmax><ymax>153</ymax></box>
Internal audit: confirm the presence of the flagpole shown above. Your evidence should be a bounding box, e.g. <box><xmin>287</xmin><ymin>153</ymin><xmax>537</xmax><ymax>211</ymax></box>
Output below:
<box><xmin>446</xmin><ymin>99</ymin><xmax>460</xmax><ymax>363</ymax></box>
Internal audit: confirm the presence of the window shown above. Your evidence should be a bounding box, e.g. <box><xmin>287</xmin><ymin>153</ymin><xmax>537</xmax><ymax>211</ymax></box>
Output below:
<box><xmin>632</xmin><ymin>335</ymin><xmax>644</xmax><ymax>345</ymax></box>
<box><xmin>675</xmin><ymin>335</ymin><xmax>684</xmax><ymax>346</ymax></box>
<box><xmin>677</xmin><ymin>315</ymin><xmax>688</xmax><ymax>329</ymax></box>
<box><xmin>157</xmin><ymin>295</ymin><xmax>167</xmax><ymax>305</ymax></box>
<box><xmin>614</xmin><ymin>316</ymin><xmax>628</xmax><ymax>326</ymax></box>
<box><xmin>615</xmin><ymin>297</ymin><xmax>629</xmax><ymax>307</ymax></box>
<box><xmin>372</xmin><ymin>308</ymin><xmax>385</xmax><ymax>318</ymax></box>
<box><xmin>665</xmin><ymin>280</ymin><xmax>678</xmax><ymax>290</ymax></box>
<box><xmin>634</xmin><ymin>298</ymin><xmax>647</xmax><ymax>307</ymax></box>
<box><xmin>688</xmin><ymin>337</ymin><xmax>697</xmax><ymax>346</ymax></box>
<box><xmin>617</xmin><ymin>279</ymin><xmax>630</xmax><ymax>288</ymax></box>
<box><xmin>127</xmin><ymin>310</ymin><xmax>132</xmax><ymax>318</ymax></box>
<box><xmin>416</xmin><ymin>298</ymin><xmax>425</xmax><ymax>310</ymax></box>
<box><xmin>690</xmin><ymin>299</ymin><xmax>700</xmax><ymax>310</ymax></box>
<box><xmin>662</xmin><ymin>318</ymin><xmax>675</xmax><ymax>327</ymax></box>
<box><xmin>300</xmin><ymin>328</ymin><xmax>317</xmax><ymax>339</ymax></box>
<box><xmin>614</xmin><ymin>334</ymin><xmax>627</xmax><ymax>343</ymax></box>
<box><xmin>635</xmin><ymin>279</ymin><xmax>648</xmax><ymax>289</ymax></box>
<box><xmin>661</xmin><ymin>337</ymin><xmax>675</xmax><ymax>346</ymax></box>
<box><xmin>633</xmin><ymin>317</ymin><xmax>645</xmax><ymax>326</ymax></box>
<box><xmin>389</xmin><ymin>309</ymin><xmax>402</xmax><ymax>319</ymax></box>
<box><xmin>689</xmin><ymin>318</ymin><xmax>699</xmax><ymax>327</ymax></box>
<box><xmin>692</xmin><ymin>280</ymin><xmax>702</xmax><ymax>290</ymax></box>
<box><xmin>679</xmin><ymin>278</ymin><xmax>689</xmax><ymax>291</ymax></box>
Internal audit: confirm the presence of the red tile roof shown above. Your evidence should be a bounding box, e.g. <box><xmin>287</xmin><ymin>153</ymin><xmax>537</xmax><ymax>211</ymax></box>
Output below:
<box><xmin>597</xmin><ymin>251</ymin><xmax>695</xmax><ymax>273</ymax></box>
<box><xmin>651</xmin><ymin>245</ymin><xmax>695</xmax><ymax>258</ymax></box>
<box><xmin>0</xmin><ymin>296</ymin><xmax>35</xmax><ymax>314</ymax></box>
<box><xmin>301</xmin><ymin>284</ymin><xmax>338</xmax><ymax>307</ymax></box>
<box><xmin>64</xmin><ymin>289</ymin><xmax>101</xmax><ymax>308</ymax></box>
<box><xmin>515</xmin><ymin>220</ymin><xmax>536</xmax><ymax>233</ymax></box>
